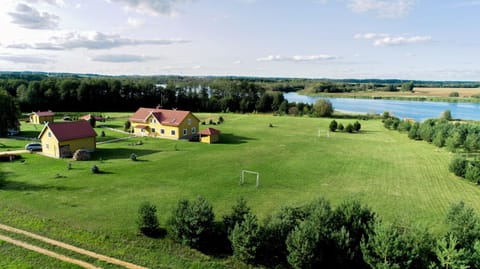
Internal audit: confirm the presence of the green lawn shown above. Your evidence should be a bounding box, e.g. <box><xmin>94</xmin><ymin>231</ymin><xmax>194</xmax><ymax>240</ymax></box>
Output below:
<box><xmin>1</xmin><ymin>113</ymin><xmax>480</xmax><ymax>267</ymax></box>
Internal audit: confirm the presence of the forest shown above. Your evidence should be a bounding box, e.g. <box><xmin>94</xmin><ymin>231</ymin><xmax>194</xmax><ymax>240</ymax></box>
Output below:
<box><xmin>1</xmin><ymin>72</ymin><xmax>479</xmax><ymax>114</ymax></box>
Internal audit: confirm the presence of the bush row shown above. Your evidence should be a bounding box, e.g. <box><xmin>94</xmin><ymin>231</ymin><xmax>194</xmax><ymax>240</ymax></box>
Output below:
<box><xmin>137</xmin><ymin>197</ymin><xmax>480</xmax><ymax>269</ymax></box>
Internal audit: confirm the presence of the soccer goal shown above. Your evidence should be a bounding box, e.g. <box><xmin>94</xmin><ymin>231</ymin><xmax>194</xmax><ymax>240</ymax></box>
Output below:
<box><xmin>240</xmin><ymin>170</ymin><xmax>260</xmax><ymax>188</ymax></box>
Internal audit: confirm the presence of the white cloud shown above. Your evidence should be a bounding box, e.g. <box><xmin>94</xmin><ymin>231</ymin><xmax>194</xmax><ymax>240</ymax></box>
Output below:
<box><xmin>355</xmin><ymin>32</ymin><xmax>431</xmax><ymax>46</ymax></box>
<box><xmin>109</xmin><ymin>0</ymin><xmax>192</xmax><ymax>16</ymax></box>
<box><xmin>0</xmin><ymin>54</ymin><xmax>55</xmax><ymax>64</ymax></box>
<box><xmin>233</xmin><ymin>60</ymin><xmax>241</xmax><ymax>64</ymax></box>
<box><xmin>373</xmin><ymin>35</ymin><xmax>431</xmax><ymax>46</ymax></box>
<box><xmin>8</xmin><ymin>3</ymin><xmax>59</xmax><ymax>29</ymax></box>
<box><xmin>127</xmin><ymin>17</ymin><xmax>144</xmax><ymax>27</ymax></box>
<box><xmin>348</xmin><ymin>0</ymin><xmax>415</xmax><ymax>18</ymax></box>
<box><xmin>5</xmin><ymin>31</ymin><xmax>190</xmax><ymax>50</ymax></box>
<box><xmin>91</xmin><ymin>54</ymin><xmax>155</xmax><ymax>62</ymax></box>
<box><xmin>353</xmin><ymin>33</ymin><xmax>389</xmax><ymax>39</ymax></box>
<box><xmin>257</xmin><ymin>54</ymin><xmax>338</xmax><ymax>62</ymax></box>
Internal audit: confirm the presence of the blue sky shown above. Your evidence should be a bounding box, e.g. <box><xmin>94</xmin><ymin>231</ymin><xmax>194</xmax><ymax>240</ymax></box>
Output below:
<box><xmin>0</xmin><ymin>0</ymin><xmax>479</xmax><ymax>80</ymax></box>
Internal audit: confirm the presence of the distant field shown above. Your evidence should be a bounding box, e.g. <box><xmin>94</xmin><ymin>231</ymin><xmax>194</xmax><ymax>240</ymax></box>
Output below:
<box><xmin>413</xmin><ymin>87</ymin><xmax>480</xmax><ymax>97</ymax></box>
<box><xmin>300</xmin><ymin>87</ymin><xmax>480</xmax><ymax>99</ymax></box>
<box><xmin>2</xmin><ymin>113</ymin><xmax>480</xmax><ymax>267</ymax></box>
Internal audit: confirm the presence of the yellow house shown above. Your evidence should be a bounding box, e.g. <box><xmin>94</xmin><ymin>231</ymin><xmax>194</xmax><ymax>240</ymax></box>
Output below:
<box><xmin>30</xmin><ymin>111</ymin><xmax>55</xmax><ymax>124</ymax></box>
<box><xmin>130</xmin><ymin>107</ymin><xmax>200</xmax><ymax>140</ymax></box>
<box><xmin>199</xmin><ymin>128</ymin><xmax>220</xmax><ymax>144</ymax></box>
<box><xmin>38</xmin><ymin>121</ymin><xmax>97</xmax><ymax>158</ymax></box>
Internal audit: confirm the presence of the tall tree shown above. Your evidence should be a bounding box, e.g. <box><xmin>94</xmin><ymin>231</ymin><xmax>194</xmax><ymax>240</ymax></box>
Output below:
<box><xmin>0</xmin><ymin>89</ymin><xmax>20</xmax><ymax>137</ymax></box>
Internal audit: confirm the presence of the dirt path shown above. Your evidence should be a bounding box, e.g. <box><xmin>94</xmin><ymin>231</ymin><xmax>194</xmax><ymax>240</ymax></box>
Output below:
<box><xmin>0</xmin><ymin>149</ymin><xmax>29</xmax><ymax>155</ymax></box>
<box><xmin>0</xmin><ymin>234</ymin><xmax>100</xmax><ymax>269</ymax></box>
<box><xmin>0</xmin><ymin>223</ymin><xmax>148</xmax><ymax>269</ymax></box>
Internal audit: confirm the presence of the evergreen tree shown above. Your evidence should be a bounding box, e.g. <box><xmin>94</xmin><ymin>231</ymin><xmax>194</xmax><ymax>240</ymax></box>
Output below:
<box><xmin>230</xmin><ymin>213</ymin><xmax>261</xmax><ymax>263</ymax></box>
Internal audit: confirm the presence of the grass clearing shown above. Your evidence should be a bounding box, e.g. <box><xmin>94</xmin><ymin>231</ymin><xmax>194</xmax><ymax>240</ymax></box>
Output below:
<box><xmin>2</xmin><ymin>113</ymin><xmax>480</xmax><ymax>266</ymax></box>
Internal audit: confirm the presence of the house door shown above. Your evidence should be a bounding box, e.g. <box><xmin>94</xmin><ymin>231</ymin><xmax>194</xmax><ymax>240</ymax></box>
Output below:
<box><xmin>60</xmin><ymin>145</ymin><xmax>72</xmax><ymax>158</ymax></box>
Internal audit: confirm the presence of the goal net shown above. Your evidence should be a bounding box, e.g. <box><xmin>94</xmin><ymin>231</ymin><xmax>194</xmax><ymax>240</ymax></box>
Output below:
<box><xmin>240</xmin><ymin>170</ymin><xmax>260</xmax><ymax>188</ymax></box>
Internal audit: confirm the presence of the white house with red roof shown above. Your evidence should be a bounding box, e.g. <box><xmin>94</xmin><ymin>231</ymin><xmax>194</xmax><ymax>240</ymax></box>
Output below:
<box><xmin>129</xmin><ymin>107</ymin><xmax>200</xmax><ymax>140</ymax></box>
<box><xmin>30</xmin><ymin>111</ymin><xmax>55</xmax><ymax>124</ymax></box>
<box><xmin>38</xmin><ymin>121</ymin><xmax>97</xmax><ymax>158</ymax></box>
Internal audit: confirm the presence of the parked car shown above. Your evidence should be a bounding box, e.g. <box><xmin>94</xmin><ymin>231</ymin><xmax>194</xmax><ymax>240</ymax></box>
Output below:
<box><xmin>25</xmin><ymin>142</ymin><xmax>42</xmax><ymax>151</ymax></box>
<box><xmin>7</xmin><ymin>129</ymin><xmax>19</xmax><ymax>136</ymax></box>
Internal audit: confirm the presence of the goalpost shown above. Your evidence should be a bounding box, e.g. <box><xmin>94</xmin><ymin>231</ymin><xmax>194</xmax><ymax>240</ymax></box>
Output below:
<box><xmin>240</xmin><ymin>170</ymin><xmax>260</xmax><ymax>188</ymax></box>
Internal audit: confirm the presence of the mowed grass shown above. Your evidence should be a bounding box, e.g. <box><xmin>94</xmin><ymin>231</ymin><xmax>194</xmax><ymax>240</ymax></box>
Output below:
<box><xmin>2</xmin><ymin>113</ymin><xmax>480</xmax><ymax>266</ymax></box>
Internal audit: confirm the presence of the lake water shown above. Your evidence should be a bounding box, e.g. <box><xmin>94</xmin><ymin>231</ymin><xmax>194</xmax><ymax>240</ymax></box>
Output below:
<box><xmin>284</xmin><ymin>92</ymin><xmax>480</xmax><ymax>122</ymax></box>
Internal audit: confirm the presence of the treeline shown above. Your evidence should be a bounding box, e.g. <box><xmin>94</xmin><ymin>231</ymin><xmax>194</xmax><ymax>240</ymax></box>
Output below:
<box><xmin>138</xmin><ymin>196</ymin><xmax>480</xmax><ymax>269</ymax></box>
<box><xmin>0</xmin><ymin>77</ymin><xmax>291</xmax><ymax>113</ymax></box>
<box><xmin>304</xmin><ymin>81</ymin><xmax>415</xmax><ymax>93</ymax></box>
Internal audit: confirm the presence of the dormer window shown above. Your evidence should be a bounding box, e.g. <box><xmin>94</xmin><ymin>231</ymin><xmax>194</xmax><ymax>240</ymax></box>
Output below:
<box><xmin>150</xmin><ymin>118</ymin><xmax>156</xmax><ymax>124</ymax></box>
<box><xmin>187</xmin><ymin>118</ymin><xmax>191</xmax><ymax>125</ymax></box>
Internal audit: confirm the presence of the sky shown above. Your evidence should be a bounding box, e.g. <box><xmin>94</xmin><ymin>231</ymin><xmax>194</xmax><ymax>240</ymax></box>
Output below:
<box><xmin>0</xmin><ymin>0</ymin><xmax>479</xmax><ymax>81</ymax></box>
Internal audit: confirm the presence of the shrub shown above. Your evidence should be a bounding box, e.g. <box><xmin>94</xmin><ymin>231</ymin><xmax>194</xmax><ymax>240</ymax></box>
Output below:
<box><xmin>465</xmin><ymin>160</ymin><xmax>480</xmax><ymax>184</ymax></box>
<box><xmin>441</xmin><ymin>110</ymin><xmax>452</xmax><ymax>120</ymax></box>
<box><xmin>219</xmin><ymin>116</ymin><xmax>224</xmax><ymax>123</ymax></box>
<box><xmin>449</xmin><ymin>157</ymin><xmax>468</xmax><ymax>178</ymax></box>
<box><xmin>223</xmin><ymin>197</ymin><xmax>251</xmax><ymax>233</ymax></box>
<box><xmin>313</xmin><ymin>99</ymin><xmax>334</xmax><ymax>117</ymax></box>
<box><xmin>124</xmin><ymin>120</ymin><xmax>131</xmax><ymax>131</ymax></box>
<box><xmin>130</xmin><ymin>153</ymin><xmax>137</xmax><ymax>161</ymax></box>
<box><xmin>168</xmin><ymin>197</ymin><xmax>215</xmax><ymax>249</ymax></box>
<box><xmin>345</xmin><ymin>123</ymin><xmax>354</xmax><ymax>133</ymax></box>
<box><xmin>101</xmin><ymin>131</ymin><xmax>105</xmax><ymax>137</ymax></box>
<box><xmin>353</xmin><ymin>121</ymin><xmax>361</xmax><ymax>132</ymax></box>
<box><xmin>91</xmin><ymin>165</ymin><xmax>99</xmax><ymax>174</ymax></box>
<box><xmin>137</xmin><ymin>202</ymin><xmax>160</xmax><ymax>237</ymax></box>
<box><xmin>449</xmin><ymin>91</ymin><xmax>460</xmax><ymax>97</ymax></box>
<box><xmin>329</xmin><ymin>120</ymin><xmax>338</xmax><ymax>132</ymax></box>
<box><xmin>258</xmin><ymin>206</ymin><xmax>306</xmax><ymax>267</ymax></box>
<box><xmin>338</xmin><ymin>123</ymin><xmax>344</xmax><ymax>131</ymax></box>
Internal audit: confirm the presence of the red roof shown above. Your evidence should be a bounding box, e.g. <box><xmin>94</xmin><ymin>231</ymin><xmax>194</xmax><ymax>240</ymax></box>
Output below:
<box><xmin>199</xmin><ymin>128</ymin><xmax>220</xmax><ymax>135</ymax></box>
<box><xmin>130</xmin><ymin>107</ymin><xmax>195</xmax><ymax>127</ymax></box>
<box><xmin>80</xmin><ymin>114</ymin><xmax>104</xmax><ymax>121</ymax></box>
<box><xmin>34</xmin><ymin>111</ymin><xmax>55</xmax><ymax>117</ymax></box>
<box><xmin>39</xmin><ymin>121</ymin><xmax>97</xmax><ymax>142</ymax></box>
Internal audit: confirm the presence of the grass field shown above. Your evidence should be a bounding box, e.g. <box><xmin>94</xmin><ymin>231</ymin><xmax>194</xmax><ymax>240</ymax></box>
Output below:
<box><xmin>2</xmin><ymin>113</ymin><xmax>480</xmax><ymax>267</ymax></box>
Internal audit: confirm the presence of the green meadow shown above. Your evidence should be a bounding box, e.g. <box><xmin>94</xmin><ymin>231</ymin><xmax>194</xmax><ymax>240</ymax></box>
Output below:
<box><xmin>2</xmin><ymin>113</ymin><xmax>480</xmax><ymax>267</ymax></box>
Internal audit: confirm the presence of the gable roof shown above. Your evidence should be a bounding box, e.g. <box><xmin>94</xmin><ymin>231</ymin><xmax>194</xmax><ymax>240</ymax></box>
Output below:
<box><xmin>38</xmin><ymin>121</ymin><xmax>97</xmax><ymax>142</ymax></box>
<box><xmin>130</xmin><ymin>107</ymin><xmax>198</xmax><ymax>127</ymax></box>
<box><xmin>80</xmin><ymin>114</ymin><xmax>104</xmax><ymax>121</ymax></box>
<box><xmin>33</xmin><ymin>111</ymin><xmax>55</xmax><ymax>117</ymax></box>
<box><xmin>199</xmin><ymin>128</ymin><xmax>220</xmax><ymax>135</ymax></box>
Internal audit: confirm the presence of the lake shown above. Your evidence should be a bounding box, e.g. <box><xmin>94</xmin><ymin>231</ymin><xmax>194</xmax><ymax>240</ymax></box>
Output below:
<box><xmin>284</xmin><ymin>92</ymin><xmax>480</xmax><ymax>121</ymax></box>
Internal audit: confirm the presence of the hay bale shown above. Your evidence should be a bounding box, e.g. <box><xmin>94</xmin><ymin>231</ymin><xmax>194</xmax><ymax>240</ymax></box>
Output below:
<box><xmin>73</xmin><ymin>149</ymin><xmax>91</xmax><ymax>161</ymax></box>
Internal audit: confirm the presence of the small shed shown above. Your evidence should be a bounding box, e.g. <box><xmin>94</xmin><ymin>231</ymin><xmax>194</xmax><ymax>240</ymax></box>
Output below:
<box><xmin>199</xmin><ymin>128</ymin><xmax>220</xmax><ymax>144</ymax></box>
<box><xmin>30</xmin><ymin>111</ymin><xmax>55</xmax><ymax>124</ymax></box>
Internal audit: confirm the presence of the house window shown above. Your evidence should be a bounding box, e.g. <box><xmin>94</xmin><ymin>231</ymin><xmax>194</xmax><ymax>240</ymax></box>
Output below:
<box><xmin>187</xmin><ymin>118</ymin><xmax>191</xmax><ymax>125</ymax></box>
<box><xmin>151</xmin><ymin>128</ymin><xmax>156</xmax><ymax>133</ymax></box>
<box><xmin>160</xmin><ymin>129</ymin><xmax>165</xmax><ymax>135</ymax></box>
<box><xmin>150</xmin><ymin>118</ymin><xmax>156</xmax><ymax>123</ymax></box>
<box><xmin>171</xmin><ymin>130</ymin><xmax>176</xmax><ymax>136</ymax></box>
<box><xmin>192</xmin><ymin>127</ymin><xmax>196</xmax><ymax>134</ymax></box>
<box><xmin>45</xmin><ymin>144</ymin><xmax>49</xmax><ymax>149</ymax></box>
<box><xmin>183</xmin><ymin>129</ymin><xmax>187</xmax><ymax>136</ymax></box>
<box><xmin>48</xmin><ymin>132</ymin><xmax>51</xmax><ymax>137</ymax></box>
